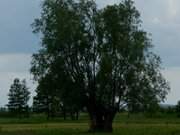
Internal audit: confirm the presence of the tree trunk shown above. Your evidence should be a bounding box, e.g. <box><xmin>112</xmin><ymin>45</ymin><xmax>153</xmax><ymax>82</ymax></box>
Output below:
<box><xmin>88</xmin><ymin>108</ymin><xmax>116</xmax><ymax>133</ymax></box>
<box><xmin>76</xmin><ymin>111</ymin><xmax>79</xmax><ymax>120</ymax></box>
<box><xmin>70</xmin><ymin>111</ymin><xmax>75</xmax><ymax>120</ymax></box>
<box><xmin>63</xmin><ymin>109</ymin><xmax>66</xmax><ymax>120</ymax></box>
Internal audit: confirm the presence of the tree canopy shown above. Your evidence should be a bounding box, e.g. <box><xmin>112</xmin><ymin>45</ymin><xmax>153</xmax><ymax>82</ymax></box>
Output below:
<box><xmin>31</xmin><ymin>0</ymin><xmax>170</xmax><ymax>132</ymax></box>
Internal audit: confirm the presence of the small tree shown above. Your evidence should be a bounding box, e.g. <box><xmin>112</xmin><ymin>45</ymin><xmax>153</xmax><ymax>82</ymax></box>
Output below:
<box><xmin>7</xmin><ymin>78</ymin><xmax>30</xmax><ymax>117</ymax></box>
<box><xmin>32</xmin><ymin>73</ymin><xmax>61</xmax><ymax>119</ymax></box>
<box><xmin>33</xmin><ymin>74</ymin><xmax>81</xmax><ymax>120</ymax></box>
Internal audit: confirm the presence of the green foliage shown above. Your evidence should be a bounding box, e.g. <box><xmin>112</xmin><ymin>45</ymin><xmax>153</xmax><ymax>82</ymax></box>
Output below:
<box><xmin>31</xmin><ymin>0</ymin><xmax>170</xmax><ymax>131</ymax></box>
<box><xmin>7</xmin><ymin>78</ymin><xmax>30</xmax><ymax>117</ymax></box>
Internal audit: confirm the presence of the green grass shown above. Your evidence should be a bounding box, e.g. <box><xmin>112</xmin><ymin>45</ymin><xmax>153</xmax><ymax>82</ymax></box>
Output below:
<box><xmin>0</xmin><ymin>113</ymin><xmax>180</xmax><ymax>135</ymax></box>
<box><xmin>1</xmin><ymin>123</ymin><xmax>180</xmax><ymax>135</ymax></box>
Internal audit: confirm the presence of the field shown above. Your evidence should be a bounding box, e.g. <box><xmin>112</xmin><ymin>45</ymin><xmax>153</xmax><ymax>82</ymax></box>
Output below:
<box><xmin>0</xmin><ymin>113</ymin><xmax>180</xmax><ymax>135</ymax></box>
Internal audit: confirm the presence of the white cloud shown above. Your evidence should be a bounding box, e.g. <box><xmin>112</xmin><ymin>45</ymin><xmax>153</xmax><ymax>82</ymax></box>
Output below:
<box><xmin>152</xmin><ymin>17</ymin><xmax>161</xmax><ymax>24</ymax></box>
<box><xmin>167</xmin><ymin>0</ymin><xmax>179</xmax><ymax>19</ymax></box>
<box><xmin>0</xmin><ymin>53</ymin><xmax>36</xmax><ymax>107</ymax></box>
<box><xmin>0</xmin><ymin>53</ymin><xmax>31</xmax><ymax>72</ymax></box>
<box><xmin>96</xmin><ymin>0</ymin><xmax>119</xmax><ymax>8</ymax></box>
<box><xmin>97</xmin><ymin>0</ymin><xmax>180</xmax><ymax>24</ymax></box>
<box><xmin>163</xmin><ymin>67</ymin><xmax>180</xmax><ymax>104</ymax></box>
<box><xmin>0</xmin><ymin>72</ymin><xmax>36</xmax><ymax>107</ymax></box>
<box><xmin>137</xmin><ymin>0</ymin><xmax>180</xmax><ymax>25</ymax></box>
<box><xmin>0</xmin><ymin>0</ymin><xmax>179</xmax><ymax>107</ymax></box>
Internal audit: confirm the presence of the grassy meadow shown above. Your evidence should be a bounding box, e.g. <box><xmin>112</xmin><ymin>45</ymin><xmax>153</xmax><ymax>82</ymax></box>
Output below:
<box><xmin>0</xmin><ymin>113</ymin><xmax>180</xmax><ymax>135</ymax></box>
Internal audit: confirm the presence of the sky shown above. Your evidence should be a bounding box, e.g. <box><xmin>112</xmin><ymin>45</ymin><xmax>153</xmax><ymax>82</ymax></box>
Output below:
<box><xmin>97</xmin><ymin>0</ymin><xmax>180</xmax><ymax>105</ymax></box>
<box><xmin>0</xmin><ymin>0</ymin><xmax>179</xmax><ymax>106</ymax></box>
<box><xmin>0</xmin><ymin>0</ymin><xmax>41</xmax><ymax>106</ymax></box>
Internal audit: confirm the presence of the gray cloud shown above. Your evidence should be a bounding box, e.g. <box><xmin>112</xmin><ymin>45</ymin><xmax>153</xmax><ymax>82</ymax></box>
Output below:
<box><xmin>0</xmin><ymin>54</ymin><xmax>36</xmax><ymax>106</ymax></box>
<box><xmin>0</xmin><ymin>71</ymin><xmax>36</xmax><ymax>107</ymax></box>
<box><xmin>163</xmin><ymin>67</ymin><xmax>180</xmax><ymax>104</ymax></box>
<box><xmin>96</xmin><ymin>0</ymin><xmax>180</xmax><ymax>104</ymax></box>
<box><xmin>0</xmin><ymin>54</ymin><xmax>31</xmax><ymax>72</ymax></box>
<box><xmin>0</xmin><ymin>0</ymin><xmax>41</xmax><ymax>53</ymax></box>
<box><xmin>0</xmin><ymin>0</ymin><xmax>179</xmax><ymax>106</ymax></box>
<box><xmin>97</xmin><ymin>0</ymin><xmax>180</xmax><ymax>68</ymax></box>
<box><xmin>134</xmin><ymin>0</ymin><xmax>180</xmax><ymax>67</ymax></box>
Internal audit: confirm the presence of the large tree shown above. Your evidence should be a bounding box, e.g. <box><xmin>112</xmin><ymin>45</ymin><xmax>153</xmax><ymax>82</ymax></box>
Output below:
<box><xmin>7</xmin><ymin>78</ymin><xmax>30</xmax><ymax>117</ymax></box>
<box><xmin>31</xmin><ymin>0</ymin><xmax>170</xmax><ymax>132</ymax></box>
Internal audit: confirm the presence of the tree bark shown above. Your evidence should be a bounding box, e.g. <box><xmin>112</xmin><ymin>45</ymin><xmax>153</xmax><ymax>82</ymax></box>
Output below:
<box><xmin>63</xmin><ymin>109</ymin><xmax>66</xmax><ymax>120</ymax></box>
<box><xmin>88</xmin><ymin>106</ymin><xmax>116</xmax><ymax>133</ymax></box>
<box><xmin>76</xmin><ymin>111</ymin><xmax>79</xmax><ymax>120</ymax></box>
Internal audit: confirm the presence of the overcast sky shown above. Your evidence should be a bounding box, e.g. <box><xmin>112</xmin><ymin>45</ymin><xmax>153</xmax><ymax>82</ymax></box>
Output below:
<box><xmin>0</xmin><ymin>0</ymin><xmax>179</xmax><ymax>106</ymax></box>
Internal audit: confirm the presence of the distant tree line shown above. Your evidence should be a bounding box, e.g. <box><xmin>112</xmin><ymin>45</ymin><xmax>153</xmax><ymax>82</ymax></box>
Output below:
<box><xmin>4</xmin><ymin>78</ymin><xmax>180</xmax><ymax>125</ymax></box>
<box><xmin>4</xmin><ymin>78</ymin><xmax>180</xmax><ymax>120</ymax></box>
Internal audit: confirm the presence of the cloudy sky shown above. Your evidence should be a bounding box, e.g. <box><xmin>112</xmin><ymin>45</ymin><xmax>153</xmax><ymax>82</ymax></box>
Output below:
<box><xmin>98</xmin><ymin>0</ymin><xmax>180</xmax><ymax>105</ymax></box>
<box><xmin>0</xmin><ymin>0</ymin><xmax>179</xmax><ymax>106</ymax></box>
<box><xmin>132</xmin><ymin>0</ymin><xmax>180</xmax><ymax>105</ymax></box>
<box><xmin>0</xmin><ymin>0</ymin><xmax>40</xmax><ymax>106</ymax></box>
